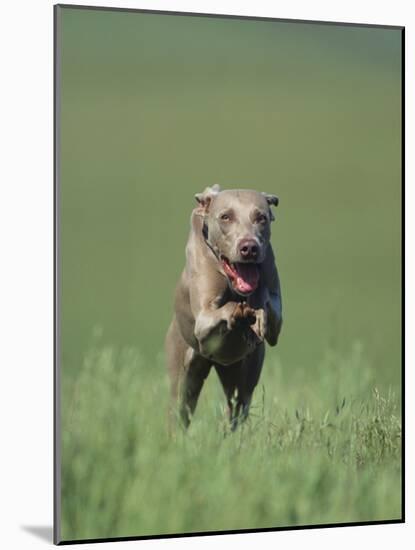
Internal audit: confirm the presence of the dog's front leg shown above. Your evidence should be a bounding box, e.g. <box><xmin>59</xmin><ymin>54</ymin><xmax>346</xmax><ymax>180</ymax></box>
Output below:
<box><xmin>248</xmin><ymin>287</ymin><xmax>282</xmax><ymax>345</ymax></box>
<box><xmin>264</xmin><ymin>291</ymin><xmax>282</xmax><ymax>346</ymax></box>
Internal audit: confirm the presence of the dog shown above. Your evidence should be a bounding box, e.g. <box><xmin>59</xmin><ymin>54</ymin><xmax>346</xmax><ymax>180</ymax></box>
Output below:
<box><xmin>165</xmin><ymin>185</ymin><xmax>282</xmax><ymax>430</ymax></box>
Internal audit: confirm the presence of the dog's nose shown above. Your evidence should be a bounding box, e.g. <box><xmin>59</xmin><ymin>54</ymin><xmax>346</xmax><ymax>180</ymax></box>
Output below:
<box><xmin>239</xmin><ymin>239</ymin><xmax>259</xmax><ymax>260</ymax></box>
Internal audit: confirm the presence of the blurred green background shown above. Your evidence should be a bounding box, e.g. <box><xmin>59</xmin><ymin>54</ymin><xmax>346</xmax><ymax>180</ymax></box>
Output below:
<box><xmin>58</xmin><ymin>6</ymin><xmax>402</xmax><ymax>541</ymax></box>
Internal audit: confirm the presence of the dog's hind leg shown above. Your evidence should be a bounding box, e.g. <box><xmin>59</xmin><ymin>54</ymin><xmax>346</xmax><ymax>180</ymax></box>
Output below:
<box><xmin>215</xmin><ymin>343</ymin><xmax>265</xmax><ymax>430</ymax></box>
<box><xmin>179</xmin><ymin>350</ymin><xmax>211</xmax><ymax>428</ymax></box>
<box><xmin>166</xmin><ymin>317</ymin><xmax>211</xmax><ymax>431</ymax></box>
<box><xmin>165</xmin><ymin>317</ymin><xmax>187</xmax><ymax>435</ymax></box>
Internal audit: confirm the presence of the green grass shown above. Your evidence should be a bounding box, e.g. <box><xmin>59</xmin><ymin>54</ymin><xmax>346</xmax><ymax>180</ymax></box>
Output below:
<box><xmin>60</xmin><ymin>341</ymin><xmax>401</xmax><ymax>541</ymax></box>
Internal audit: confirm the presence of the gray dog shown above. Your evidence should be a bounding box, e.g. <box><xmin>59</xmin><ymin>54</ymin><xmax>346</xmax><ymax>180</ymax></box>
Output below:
<box><xmin>165</xmin><ymin>185</ymin><xmax>282</xmax><ymax>430</ymax></box>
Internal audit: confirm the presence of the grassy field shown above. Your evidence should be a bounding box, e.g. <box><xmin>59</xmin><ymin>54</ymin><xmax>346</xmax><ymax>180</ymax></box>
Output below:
<box><xmin>61</xmin><ymin>342</ymin><xmax>401</xmax><ymax>540</ymax></box>
<box><xmin>57</xmin><ymin>7</ymin><xmax>402</xmax><ymax>541</ymax></box>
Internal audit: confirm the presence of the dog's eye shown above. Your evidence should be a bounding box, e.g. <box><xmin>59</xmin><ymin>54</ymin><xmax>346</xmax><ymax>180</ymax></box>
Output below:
<box><xmin>256</xmin><ymin>214</ymin><xmax>267</xmax><ymax>224</ymax></box>
<box><xmin>220</xmin><ymin>213</ymin><xmax>231</xmax><ymax>222</ymax></box>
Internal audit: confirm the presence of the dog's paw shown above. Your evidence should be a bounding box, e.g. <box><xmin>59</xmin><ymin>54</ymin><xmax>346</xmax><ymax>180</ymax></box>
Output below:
<box><xmin>251</xmin><ymin>308</ymin><xmax>267</xmax><ymax>341</ymax></box>
<box><xmin>229</xmin><ymin>302</ymin><xmax>256</xmax><ymax>329</ymax></box>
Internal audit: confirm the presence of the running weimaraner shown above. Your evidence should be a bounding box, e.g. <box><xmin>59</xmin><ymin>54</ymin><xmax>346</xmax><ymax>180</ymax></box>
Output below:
<box><xmin>165</xmin><ymin>185</ymin><xmax>282</xmax><ymax>430</ymax></box>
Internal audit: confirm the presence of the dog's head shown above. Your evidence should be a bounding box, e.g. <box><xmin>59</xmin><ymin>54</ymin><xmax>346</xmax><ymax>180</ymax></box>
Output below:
<box><xmin>195</xmin><ymin>185</ymin><xmax>279</xmax><ymax>296</ymax></box>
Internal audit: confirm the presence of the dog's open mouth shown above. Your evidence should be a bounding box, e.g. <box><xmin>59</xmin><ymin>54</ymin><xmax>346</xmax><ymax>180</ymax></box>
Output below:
<box><xmin>221</xmin><ymin>257</ymin><xmax>260</xmax><ymax>295</ymax></box>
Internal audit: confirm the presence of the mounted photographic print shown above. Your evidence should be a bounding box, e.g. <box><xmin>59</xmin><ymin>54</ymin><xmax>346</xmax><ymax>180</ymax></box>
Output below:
<box><xmin>54</xmin><ymin>4</ymin><xmax>404</xmax><ymax>545</ymax></box>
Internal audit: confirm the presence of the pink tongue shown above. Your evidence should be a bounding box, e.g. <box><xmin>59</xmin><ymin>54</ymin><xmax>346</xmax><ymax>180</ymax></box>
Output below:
<box><xmin>234</xmin><ymin>263</ymin><xmax>259</xmax><ymax>294</ymax></box>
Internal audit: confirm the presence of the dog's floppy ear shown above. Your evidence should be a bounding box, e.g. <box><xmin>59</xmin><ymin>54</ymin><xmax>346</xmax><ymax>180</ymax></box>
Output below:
<box><xmin>262</xmin><ymin>193</ymin><xmax>279</xmax><ymax>221</ymax></box>
<box><xmin>195</xmin><ymin>184</ymin><xmax>221</xmax><ymax>213</ymax></box>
